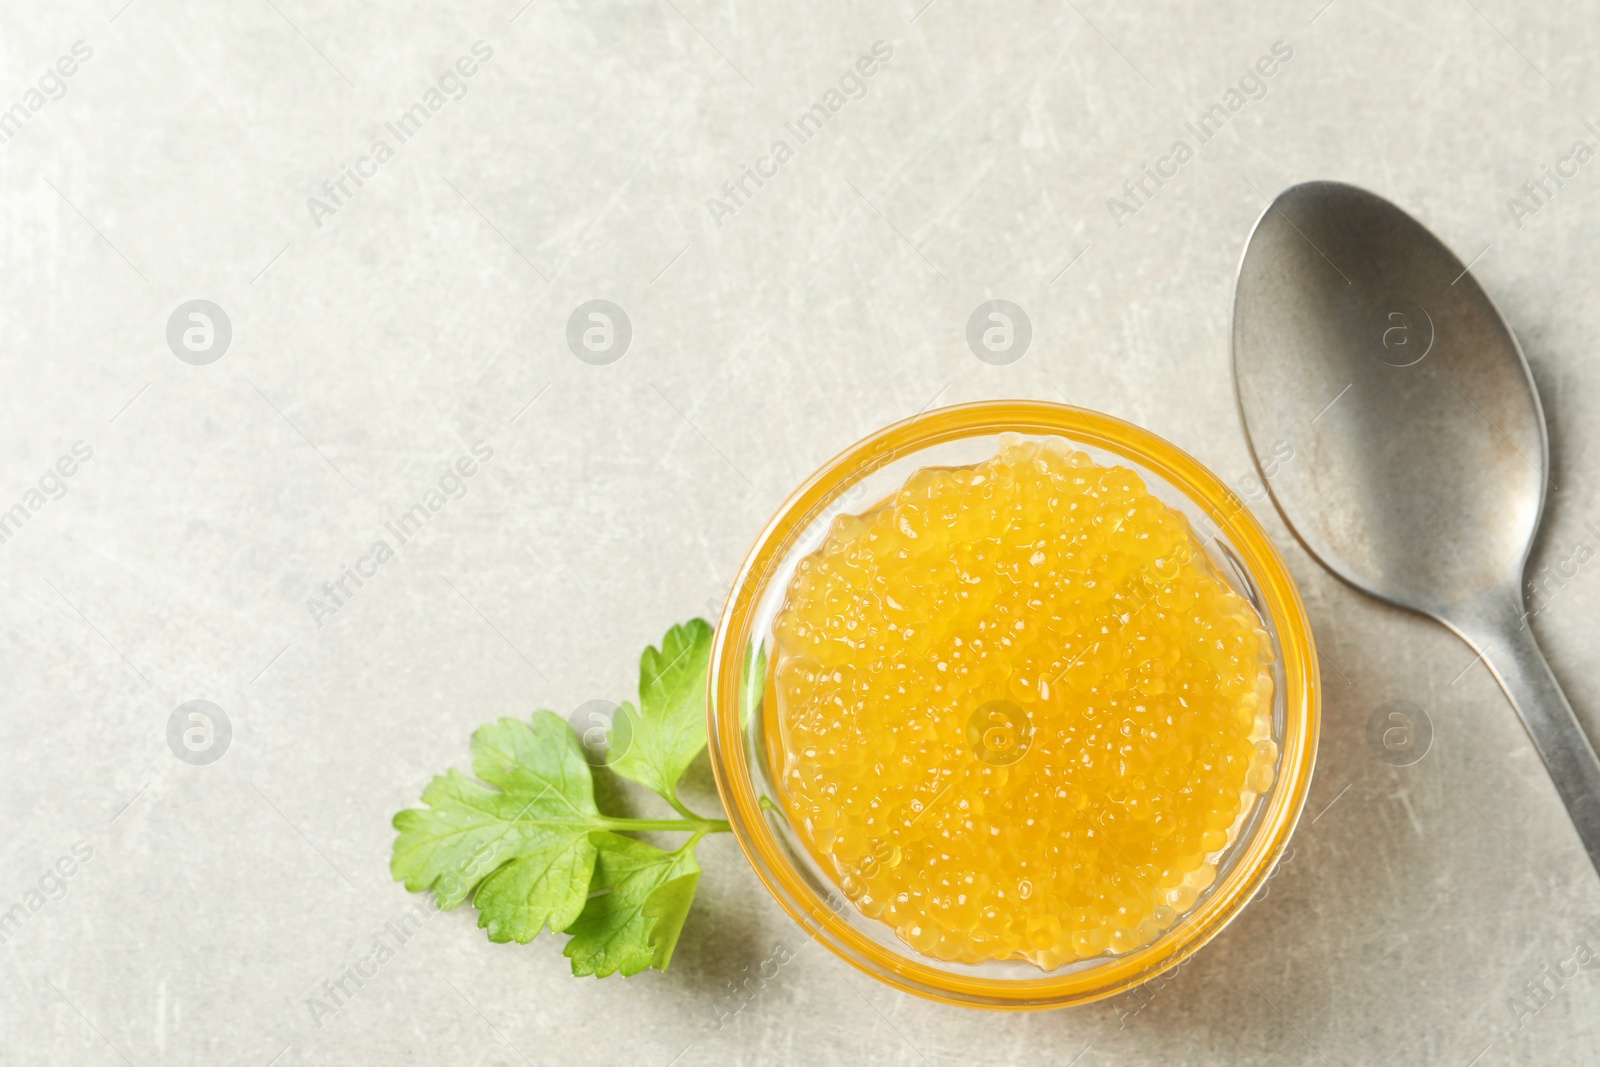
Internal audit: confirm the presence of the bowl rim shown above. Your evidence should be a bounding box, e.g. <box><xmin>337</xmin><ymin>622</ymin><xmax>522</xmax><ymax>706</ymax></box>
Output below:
<box><xmin>707</xmin><ymin>400</ymin><xmax>1320</xmax><ymax>1010</ymax></box>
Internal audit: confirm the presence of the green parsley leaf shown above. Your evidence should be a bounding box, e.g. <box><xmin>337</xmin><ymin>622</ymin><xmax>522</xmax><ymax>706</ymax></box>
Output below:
<box><xmin>391</xmin><ymin>712</ymin><xmax>601</xmax><ymax>940</ymax></box>
<box><xmin>607</xmin><ymin>619</ymin><xmax>714</xmax><ymax>805</ymax></box>
<box><xmin>741</xmin><ymin>638</ymin><xmax>768</xmax><ymax>728</ymax></box>
<box><xmin>391</xmin><ymin>618</ymin><xmax>732</xmax><ymax>978</ymax></box>
<box><xmin>563</xmin><ymin>833</ymin><xmax>702</xmax><ymax>977</ymax></box>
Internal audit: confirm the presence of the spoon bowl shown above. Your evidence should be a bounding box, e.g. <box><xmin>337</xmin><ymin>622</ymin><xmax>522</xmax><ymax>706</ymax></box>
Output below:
<box><xmin>1233</xmin><ymin>180</ymin><xmax>1600</xmax><ymax>875</ymax></box>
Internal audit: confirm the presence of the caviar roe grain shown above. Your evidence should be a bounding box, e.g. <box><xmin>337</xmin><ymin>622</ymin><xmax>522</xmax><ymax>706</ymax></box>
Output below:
<box><xmin>770</xmin><ymin>437</ymin><xmax>1277</xmax><ymax>969</ymax></box>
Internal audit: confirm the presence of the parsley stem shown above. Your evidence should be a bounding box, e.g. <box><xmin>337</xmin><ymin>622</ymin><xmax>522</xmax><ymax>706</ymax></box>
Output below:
<box><xmin>664</xmin><ymin>792</ymin><xmax>709</xmax><ymax>821</ymax></box>
<box><xmin>600</xmin><ymin>816</ymin><xmax>731</xmax><ymax>834</ymax></box>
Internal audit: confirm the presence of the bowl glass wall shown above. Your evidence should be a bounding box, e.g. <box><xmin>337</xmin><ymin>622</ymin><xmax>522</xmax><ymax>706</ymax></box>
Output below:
<box><xmin>707</xmin><ymin>402</ymin><xmax>1319</xmax><ymax>1010</ymax></box>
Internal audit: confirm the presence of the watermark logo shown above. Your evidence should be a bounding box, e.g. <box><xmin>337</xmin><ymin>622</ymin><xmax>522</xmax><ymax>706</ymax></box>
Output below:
<box><xmin>1112</xmin><ymin>957</ymin><xmax>1190</xmax><ymax>1029</ymax></box>
<box><xmin>1365</xmin><ymin>699</ymin><xmax>1431</xmax><ymax>766</ymax></box>
<box><xmin>1522</xmin><ymin>520</ymin><xmax>1600</xmax><ymax>627</ymax></box>
<box><xmin>566</xmin><ymin>300</ymin><xmax>631</xmax><ymax>365</ymax></box>
<box><xmin>0</xmin><ymin>440</ymin><xmax>93</xmax><ymax>548</ymax></box>
<box><xmin>566</xmin><ymin>700</ymin><xmax>633</xmax><ymax>767</ymax></box>
<box><xmin>166</xmin><ymin>300</ymin><xmax>231</xmax><ymax>365</ymax></box>
<box><xmin>167</xmin><ymin>700</ymin><xmax>231</xmax><ymax>765</ymax></box>
<box><xmin>1506</xmin><ymin>123</ymin><xmax>1600</xmax><ymax>230</ymax></box>
<box><xmin>306</xmin><ymin>41</ymin><xmax>495</xmax><ymax>229</ymax></box>
<box><xmin>1507</xmin><ymin>917</ymin><xmax>1600</xmax><ymax>1031</ymax></box>
<box><xmin>704</xmin><ymin>577</ymin><xmax>735</xmax><ymax>623</ymax></box>
<box><xmin>306</xmin><ymin>903</ymin><xmax>438</xmax><ymax>1030</ymax></box>
<box><xmin>1234</xmin><ymin>438</ymin><xmax>1296</xmax><ymax>510</ymax></box>
<box><xmin>1107</xmin><ymin>39</ymin><xmax>1294</xmax><ymax>229</ymax></box>
<box><xmin>967</xmin><ymin>699</ymin><xmax>1032</xmax><ymax>765</ymax></box>
<box><xmin>0</xmin><ymin>40</ymin><xmax>93</xmax><ymax>149</ymax></box>
<box><xmin>308</xmin><ymin>443</ymin><xmax>494</xmax><ymax>630</ymax></box>
<box><xmin>1369</xmin><ymin>299</ymin><xmax>1432</xmax><ymax>367</ymax></box>
<box><xmin>966</xmin><ymin>300</ymin><xmax>1031</xmax><ymax>365</ymax></box>
<box><xmin>1251</xmin><ymin>844</ymin><xmax>1296</xmax><ymax>902</ymax></box>
<box><xmin>706</xmin><ymin>41</ymin><xmax>895</xmax><ymax>230</ymax></box>
<box><xmin>709</xmin><ymin>941</ymin><xmax>796</xmax><ymax>1029</ymax></box>
<box><xmin>0</xmin><ymin>840</ymin><xmax>94</xmax><ymax>946</ymax></box>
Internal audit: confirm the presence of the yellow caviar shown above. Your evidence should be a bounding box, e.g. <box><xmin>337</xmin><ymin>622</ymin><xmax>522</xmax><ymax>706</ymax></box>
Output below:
<box><xmin>770</xmin><ymin>437</ymin><xmax>1277</xmax><ymax>969</ymax></box>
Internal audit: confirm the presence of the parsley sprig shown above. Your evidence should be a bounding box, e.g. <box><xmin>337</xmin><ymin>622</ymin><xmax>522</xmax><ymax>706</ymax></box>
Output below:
<box><xmin>391</xmin><ymin>619</ymin><xmax>763</xmax><ymax>977</ymax></box>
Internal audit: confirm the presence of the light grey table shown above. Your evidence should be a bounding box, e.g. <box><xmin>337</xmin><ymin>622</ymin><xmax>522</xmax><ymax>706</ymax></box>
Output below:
<box><xmin>3</xmin><ymin>1</ymin><xmax>1600</xmax><ymax>1064</ymax></box>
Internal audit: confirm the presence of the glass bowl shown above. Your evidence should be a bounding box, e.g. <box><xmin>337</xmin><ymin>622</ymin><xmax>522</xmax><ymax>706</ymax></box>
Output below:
<box><xmin>706</xmin><ymin>401</ymin><xmax>1319</xmax><ymax>1010</ymax></box>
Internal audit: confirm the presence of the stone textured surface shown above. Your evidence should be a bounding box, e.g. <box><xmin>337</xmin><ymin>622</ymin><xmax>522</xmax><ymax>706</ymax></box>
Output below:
<box><xmin>3</xmin><ymin>1</ymin><xmax>1600</xmax><ymax>1064</ymax></box>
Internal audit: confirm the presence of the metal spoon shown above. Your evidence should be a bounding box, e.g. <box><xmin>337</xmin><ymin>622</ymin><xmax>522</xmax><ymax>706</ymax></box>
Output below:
<box><xmin>1232</xmin><ymin>179</ymin><xmax>1600</xmax><ymax>876</ymax></box>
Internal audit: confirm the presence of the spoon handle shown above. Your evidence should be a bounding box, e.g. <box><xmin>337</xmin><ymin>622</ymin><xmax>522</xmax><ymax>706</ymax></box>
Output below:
<box><xmin>1454</xmin><ymin>597</ymin><xmax>1600</xmax><ymax>878</ymax></box>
